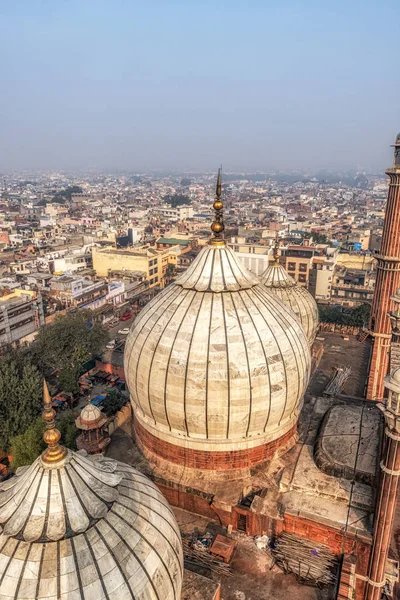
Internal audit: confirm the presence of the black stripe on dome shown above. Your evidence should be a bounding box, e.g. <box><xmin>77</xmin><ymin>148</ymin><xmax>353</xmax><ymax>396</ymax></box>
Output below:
<box><xmin>183</xmin><ymin>292</ymin><xmax>205</xmax><ymax>437</ymax></box>
<box><xmin>70</xmin><ymin>537</ymin><xmax>85</xmax><ymax>600</ymax></box>
<box><xmin>21</xmin><ymin>469</ymin><xmax>44</xmax><ymax>541</ymax></box>
<box><xmin>164</xmin><ymin>290</ymin><xmax>199</xmax><ymax>432</ymax></box>
<box><xmin>94</xmin><ymin>523</ymin><xmax>137</xmax><ymax>599</ymax></box>
<box><xmin>221</xmin><ymin>293</ymin><xmax>231</xmax><ymax>438</ymax></box>
<box><xmin>0</xmin><ymin>538</ymin><xmax>20</xmax><ymax>587</ymax></box>
<box><xmin>229</xmin><ymin>291</ymin><xmax>253</xmax><ymax>437</ymax></box>
<box><xmin>106</xmin><ymin>510</ymin><xmax>162</xmax><ymax>600</ymax></box>
<box><xmin>14</xmin><ymin>543</ymin><xmax>33</xmax><ymax>599</ymax></box>
<box><xmin>131</xmin><ymin>286</ymin><xmax>182</xmax><ymax>417</ymax></box>
<box><xmin>83</xmin><ymin>531</ymin><xmax>110</xmax><ymax>600</ymax></box>
<box><xmin>205</xmin><ymin>294</ymin><xmax>214</xmax><ymax>439</ymax></box>
<box><xmin>116</xmin><ymin>492</ymin><xmax>183</xmax><ymax>577</ymax></box>
<box><xmin>241</xmin><ymin>289</ymin><xmax>273</xmax><ymax>433</ymax></box>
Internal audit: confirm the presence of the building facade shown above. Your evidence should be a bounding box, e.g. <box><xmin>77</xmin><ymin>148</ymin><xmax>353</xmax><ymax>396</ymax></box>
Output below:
<box><xmin>0</xmin><ymin>289</ymin><xmax>44</xmax><ymax>347</ymax></box>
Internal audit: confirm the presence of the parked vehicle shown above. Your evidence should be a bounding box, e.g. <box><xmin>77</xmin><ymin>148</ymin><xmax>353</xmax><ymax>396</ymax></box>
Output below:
<box><xmin>119</xmin><ymin>313</ymin><xmax>132</xmax><ymax>321</ymax></box>
<box><xmin>91</xmin><ymin>394</ymin><xmax>107</xmax><ymax>409</ymax></box>
<box><xmin>106</xmin><ymin>339</ymin><xmax>116</xmax><ymax>349</ymax></box>
<box><xmin>118</xmin><ymin>327</ymin><xmax>130</xmax><ymax>335</ymax></box>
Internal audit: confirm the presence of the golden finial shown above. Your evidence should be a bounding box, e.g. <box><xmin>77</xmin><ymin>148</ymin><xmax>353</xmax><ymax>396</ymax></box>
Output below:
<box><xmin>273</xmin><ymin>235</ymin><xmax>280</xmax><ymax>264</ymax></box>
<box><xmin>210</xmin><ymin>167</ymin><xmax>225</xmax><ymax>246</ymax></box>
<box><xmin>42</xmin><ymin>380</ymin><xmax>67</xmax><ymax>464</ymax></box>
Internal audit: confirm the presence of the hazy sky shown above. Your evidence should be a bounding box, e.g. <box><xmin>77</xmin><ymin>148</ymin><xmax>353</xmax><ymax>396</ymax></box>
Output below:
<box><xmin>1</xmin><ymin>0</ymin><xmax>399</xmax><ymax>172</ymax></box>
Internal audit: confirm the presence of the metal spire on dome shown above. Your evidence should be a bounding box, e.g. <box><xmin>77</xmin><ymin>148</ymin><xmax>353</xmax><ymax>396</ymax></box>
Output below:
<box><xmin>210</xmin><ymin>167</ymin><xmax>225</xmax><ymax>246</ymax></box>
<box><xmin>273</xmin><ymin>234</ymin><xmax>280</xmax><ymax>264</ymax></box>
<box><xmin>42</xmin><ymin>379</ymin><xmax>67</xmax><ymax>464</ymax></box>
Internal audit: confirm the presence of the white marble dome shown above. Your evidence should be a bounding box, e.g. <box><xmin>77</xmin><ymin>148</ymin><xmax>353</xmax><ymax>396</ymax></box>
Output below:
<box><xmin>0</xmin><ymin>450</ymin><xmax>183</xmax><ymax>600</ymax></box>
<box><xmin>260</xmin><ymin>259</ymin><xmax>319</xmax><ymax>346</ymax></box>
<box><xmin>80</xmin><ymin>401</ymin><xmax>103</xmax><ymax>423</ymax></box>
<box><xmin>124</xmin><ymin>243</ymin><xmax>311</xmax><ymax>454</ymax></box>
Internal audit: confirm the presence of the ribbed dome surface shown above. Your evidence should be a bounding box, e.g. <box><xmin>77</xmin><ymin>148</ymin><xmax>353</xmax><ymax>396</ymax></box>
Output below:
<box><xmin>0</xmin><ymin>451</ymin><xmax>183</xmax><ymax>599</ymax></box>
<box><xmin>260</xmin><ymin>262</ymin><xmax>319</xmax><ymax>345</ymax></box>
<box><xmin>80</xmin><ymin>402</ymin><xmax>104</xmax><ymax>423</ymax></box>
<box><xmin>125</xmin><ymin>244</ymin><xmax>311</xmax><ymax>453</ymax></box>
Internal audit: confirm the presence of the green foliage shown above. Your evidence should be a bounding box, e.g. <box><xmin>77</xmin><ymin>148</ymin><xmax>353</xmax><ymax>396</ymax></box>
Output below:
<box><xmin>51</xmin><ymin>185</ymin><xmax>83</xmax><ymax>204</ymax></box>
<box><xmin>0</xmin><ymin>353</ymin><xmax>43</xmax><ymax>452</ymax></box>
<box><xmin>318</xmin><ymin>303</ymin><xmax>371</xmax><ymax>327</ymax></box>
<box><xmin>180</xmin><ymin>178</ymin><xmax>191</xmax><ymax>186</ymax></box>
<box><xmin>30</xmin><ymin>311</ymin><xmax>109</xmax><ymax>392</ymax></box>
<box><xmin>163</xmin><ymin>193</ymin><xmax>191</xmax><ymax>208</ymax></box>
<box><xmin>165</xmin><ymin>263</ymin><xmax>176</xmax><ymax>277</ymax></box>
<box><xmin>102</xmin><ymin>389</ymin><xmax>127</xmax><ymax>417</ymax></box>
<box><xmin>312</xmin><ymin>232</ymin><xmax>328</xmax><ymax>244</ymax></box>
<box><xmin>58</xmin><ymin>412</ymin><xmax>79</xmax><ymax>451</ymax></box>
<box><xmin>10</xmin><ymin>418</ymin><xmax>46</xmax><ymax>469</ymax></box>
<box><xmin>9</xmin><ymin>411</ymin><xmax>79</xmax><ymax>469</ymax></box>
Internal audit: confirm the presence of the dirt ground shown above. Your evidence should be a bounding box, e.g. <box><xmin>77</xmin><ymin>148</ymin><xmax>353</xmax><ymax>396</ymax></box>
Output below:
<box><xmin>175</xmin><ymin>508</ymin><xmax>335</xmax><ymax>600</ymax></box>
<box><xmin>308</xmin><ymin>333</ymin><xmax>371</xmax><ymax>399</ymax></box>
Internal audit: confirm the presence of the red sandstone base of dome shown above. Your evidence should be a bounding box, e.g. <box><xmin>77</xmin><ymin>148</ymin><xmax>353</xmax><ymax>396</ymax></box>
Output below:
<box><xmin>134</xmin><ymin>417</ymin><xmax>297</xmax><ymax>470</ymax></box>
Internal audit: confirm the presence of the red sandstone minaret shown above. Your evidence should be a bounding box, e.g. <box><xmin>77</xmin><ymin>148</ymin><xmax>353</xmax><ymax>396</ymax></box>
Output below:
<box><xmin>367</xmin><ymin>134</ymin><xmax>400</xmax><ymax>401</ymax></box>
<box><xmin>364</xmin><ymin>367</ymin><xmax>400</xmax><ymax>599</ymax></box>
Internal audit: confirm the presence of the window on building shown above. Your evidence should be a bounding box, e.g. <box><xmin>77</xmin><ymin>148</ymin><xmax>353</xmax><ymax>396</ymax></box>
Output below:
<box><xmin>298</xmin><ymin>274</ymin><xmax>307</xmax><ymax>283</ymax></box>
<box><xmin>288</xmin><ymin>262</ymin><xmax>296</xmax><ymax>271</ymax></box>
<box><xmin>299</xmin><ymin>263</ymin><xmax>307</xmax><ymax>272</ymax></box>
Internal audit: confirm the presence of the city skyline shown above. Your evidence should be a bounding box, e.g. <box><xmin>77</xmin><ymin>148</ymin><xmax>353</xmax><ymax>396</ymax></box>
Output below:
<box><xmin>1</xmin><ymin>0</ymin><xmax>399</xmax><ymax>172</ymax></box>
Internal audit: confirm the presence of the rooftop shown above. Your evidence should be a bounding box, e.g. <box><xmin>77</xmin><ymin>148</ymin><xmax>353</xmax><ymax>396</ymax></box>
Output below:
<box><xmin>157</xmin><ymin>237</ymin><xmax>190</xmax><ymax>245</ymax></box>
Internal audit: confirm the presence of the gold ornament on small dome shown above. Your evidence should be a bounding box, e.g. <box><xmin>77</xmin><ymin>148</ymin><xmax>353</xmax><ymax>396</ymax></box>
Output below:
<box><xmin>210</xmin><ymin>167</ymin><xmax>225</xmax><ymax>246</ymax></box>
<box><xmin>42</xmin><ymin>379</ymin><xmax>67</xmax><ymax>464</ymax></box>
<box><xmin>273</xmin><ymin>235</ymin><xmax>280</xmax><ymax>264</ymax></box>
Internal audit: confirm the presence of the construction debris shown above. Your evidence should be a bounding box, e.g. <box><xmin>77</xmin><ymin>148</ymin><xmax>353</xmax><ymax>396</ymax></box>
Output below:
<box><xmin>271</xmin><ymin>532</ymin><xmax>338</xmax><ymax>586</ymax></box>
<box><xmin>323</xmin><ymin>366</ymin><xmax>352</xmax><ymax>396</ymax></box>
<box><xmin>182</xmin><ymin>533</ymin><xmax>233</xmax><ymax>577</ymax></box>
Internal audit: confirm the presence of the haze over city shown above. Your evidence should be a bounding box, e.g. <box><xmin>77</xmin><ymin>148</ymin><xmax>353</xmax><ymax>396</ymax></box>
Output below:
<box><xmin>1</xmin><ymin>0</ymin><xmax>399</xmax><ymax>173</ymax></box>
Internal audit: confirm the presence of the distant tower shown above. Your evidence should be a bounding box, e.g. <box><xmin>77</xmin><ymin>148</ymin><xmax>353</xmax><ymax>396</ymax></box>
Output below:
<box><xmin>367</xmin><ymin>134</ymin><xmax>400</xmax><ymax>401</ymax></box>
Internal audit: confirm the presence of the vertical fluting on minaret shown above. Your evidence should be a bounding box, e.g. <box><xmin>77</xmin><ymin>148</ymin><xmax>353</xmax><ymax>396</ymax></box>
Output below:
<box><xmin>364</xmin><ymin>368</ymin><xmax>400</xmax><ymax>599</ymax></box>
<box><xmin>367</xmin><ymin>134</ymin><xmax>400</xmax><ymax>401</ymax></box>
<box><xmin>389</xmin><ymin>287</ymin><xmax>400</xmax><ymax>372</ymax></box>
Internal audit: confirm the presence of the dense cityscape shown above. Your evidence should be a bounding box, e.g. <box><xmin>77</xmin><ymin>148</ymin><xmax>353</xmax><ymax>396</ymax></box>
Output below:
<box><xmin>0</xmin><ymin>166</ymin><xmax>386</xmax><ymax>347</ymax></box>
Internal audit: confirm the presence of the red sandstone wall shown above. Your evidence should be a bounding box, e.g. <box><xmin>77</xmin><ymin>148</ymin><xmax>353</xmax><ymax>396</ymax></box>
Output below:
<box><xmin>281</xmin><ymin>513</ymin><xmax>370</xmax><ymax>598</ymax></box>
<box><xmin>134</xmin><ymin>417</ymin><xmax>297</xmax><ymax>470</ymax></box>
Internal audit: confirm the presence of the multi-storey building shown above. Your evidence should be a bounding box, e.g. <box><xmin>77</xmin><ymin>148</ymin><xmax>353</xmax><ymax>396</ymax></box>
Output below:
<box><xmin>49</xmin><ymin>276</ymin><xmax>108</xmax><ymax>310</ymax></box>
<box><xmin>92</xmin><ymin>246</ymin><xmax>162</xmax><ymax>288</ymax></box>
<box><xmin>0</xmin><ymin>289</ymin><xmax>44</xmax><ymax>347</ymax></box>
<box><xmin>281</xmin><ymin>245</ymin><xmax>316</xmax><ymax>287</ymax></box>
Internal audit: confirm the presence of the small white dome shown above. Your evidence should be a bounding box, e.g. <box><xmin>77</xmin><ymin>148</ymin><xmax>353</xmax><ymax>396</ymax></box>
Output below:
<box><xmin>260</xmin><ymin>261</ymin><xmax>319</xmax><ymax>345</ymax></box>
<box><xmin>81</xmin><ymin>401</ymin><xmax>103</xmax><ymax>422</ymax></box>
<box><xmin>124</xmin><ymin>243</ymin><xmax>311</xmax><ymax>455</ymax></box>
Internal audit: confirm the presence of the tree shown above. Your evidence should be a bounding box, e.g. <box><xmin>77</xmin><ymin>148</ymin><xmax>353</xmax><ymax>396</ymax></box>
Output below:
<box><xmin>58</xmin><ymin>412</ymin><xmax>79</xmax><ymax>451</ymax></box>
<box><xmin>102</xmin><ymin>389</ymin><xmax>127</xmax><ymax>417</ymax></box>
<box><xmin>312</xmin><ymin>232</ymin><xmax>328</xmax><ymax>244</ymax></box>
<box><xmin>10</xmin><ymin>418</ymin><xmax>45</xmax><ymax>469</ymax></box>
<box><xmin>0</xmin><ymin>353</ymin><xmax>43</xmax><ymax>452</ymax></box>
<box><xmin>51</xmin><ymin>185</ymin><xmax>83</xmax><ymax>204</ymax></box>
<box><xmin>9</xmin><ymin>412</ymin><xmax>79</xmax><ymax>469</ymax></box>
<box><xmin>163</xmin><ymin>193</ymin><xmax>191</xmax><ymax>208</ymax></box>
<box><xmin>30</xmin><ymin>311</ymin><xmax>108</xmax><ymax>392</ymax></box>
<box><xmin>318</xmin><ymin>303</ymin><xmax>371</xmax><ymax>327</ymax></box>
